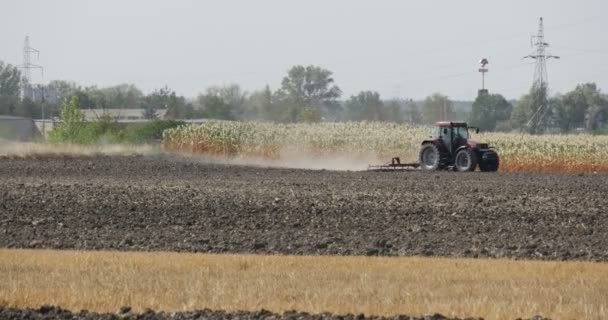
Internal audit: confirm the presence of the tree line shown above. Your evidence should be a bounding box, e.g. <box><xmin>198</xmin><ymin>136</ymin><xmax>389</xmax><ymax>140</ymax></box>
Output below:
<box><xmin>1</xmin><ymin>60</ymin><xmax>608</xmax><ymax>133</ymax></box>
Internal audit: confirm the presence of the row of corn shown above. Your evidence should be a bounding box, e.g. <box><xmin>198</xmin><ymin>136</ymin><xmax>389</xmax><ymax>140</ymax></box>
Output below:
<box><xmin>163</xmin><ymin>121</ymin><xmax>608</xmax><ymax>173</ymax></box>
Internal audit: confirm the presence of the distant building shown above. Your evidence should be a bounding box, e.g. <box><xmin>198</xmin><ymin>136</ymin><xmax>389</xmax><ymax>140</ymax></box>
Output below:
<box><xmin>22</xmin><ymin>84</ymin><xmax>61</xmax><ymax>105</ymax></box>
<box><xmin>0</xmin><ymin>115</ymin><xmax>41</xmax><ymax>141</ymax></box>
<box><xmin>81</xmin><ymin>108</ymin><xmax>168</xmax><ymax>122</ymax></box>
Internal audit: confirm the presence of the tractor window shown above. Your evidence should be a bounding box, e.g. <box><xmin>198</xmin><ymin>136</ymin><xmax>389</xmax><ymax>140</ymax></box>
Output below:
<box><xmin>440</xmin><ymin>127</ymin><xmax>451</xmax><ymax>147</ymax></box>
<box><xmin>454</xmin><ymin>127</ymin><xmax>469</xmax><ymax>139</ymax></box>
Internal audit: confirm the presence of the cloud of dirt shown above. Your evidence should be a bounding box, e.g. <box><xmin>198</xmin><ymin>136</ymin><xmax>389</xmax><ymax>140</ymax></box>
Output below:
<box><xmin>0</xmin><ymin>141</ymin><xmax>403</xmax><ymax>171</ymax></box>
<box><xmin>214</xmin><ymin>155</ymin><xmax>375</xmax><ymax>171</ymax></box>
<box><xmin>0</xmin><ymin>141</ymin><xmax>160</xmax><ymax>157</ymax></box>
<box><xmin>169</xmin><ymin>148</ymin><xmax>395</xmax><ymax>171</ymax></box>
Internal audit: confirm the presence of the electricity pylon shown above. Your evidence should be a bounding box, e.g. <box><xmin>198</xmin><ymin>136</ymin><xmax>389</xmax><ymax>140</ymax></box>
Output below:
<box><xmin>523</xmin><ymin>17</ymin><xmax>559</xmax><ymax>134</ymax></box>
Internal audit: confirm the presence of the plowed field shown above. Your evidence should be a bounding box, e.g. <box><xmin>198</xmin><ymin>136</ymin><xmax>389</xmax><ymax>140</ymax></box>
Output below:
<box><xmin>1</xmin><ymin>155</ymin><xmax>607</xmax><ymax>261</ymax></box>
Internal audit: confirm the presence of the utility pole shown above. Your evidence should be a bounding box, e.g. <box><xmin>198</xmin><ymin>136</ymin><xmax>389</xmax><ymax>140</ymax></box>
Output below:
<box><xmin>523</xmin><ymin>17</ymin><xmax>559</xmax><ymax>133</ymax></box>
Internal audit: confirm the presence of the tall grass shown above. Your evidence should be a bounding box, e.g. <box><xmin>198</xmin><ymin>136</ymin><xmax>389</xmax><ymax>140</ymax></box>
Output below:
<box><xmin>163</xmin><ymin>121</ymin><xmax>608</xmax><ymax>173</ymax></box>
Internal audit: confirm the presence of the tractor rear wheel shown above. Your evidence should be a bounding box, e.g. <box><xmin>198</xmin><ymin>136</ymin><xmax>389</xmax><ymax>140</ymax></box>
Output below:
<box><xmin>419</xmin><ymin>143</ymin><xmax>446</xmax><ymax>171</ymax></box>
<box><xmin>454</xmin><ymin>148</ymin><xmax>478</xmax><ymax>172</ymax></box>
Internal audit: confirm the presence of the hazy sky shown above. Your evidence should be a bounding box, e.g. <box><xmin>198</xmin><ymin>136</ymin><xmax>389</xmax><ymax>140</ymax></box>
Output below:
<box><xmin>2</xmin><ymin>0</ymin><xmax>607</xmax><ymax>100</ymax></box>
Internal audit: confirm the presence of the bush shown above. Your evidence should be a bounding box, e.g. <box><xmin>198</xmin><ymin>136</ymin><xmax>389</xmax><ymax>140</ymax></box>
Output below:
<box><xmin>124</xmin><ymin>120</ymin><xmax>185</xmax><ymax>144</ymax></box>
<box><xmin>49</xmin><ymin>96</ymin><xmax>185</xmax><ymax>145</ymax></box>
<box><xmin>48</xmin><ymin>97</ymin><xmax>89</xmax><ymax>144</ymax></box>
<box><xmin>81</xmin><ymin>114</ymin><xmax>125</xmax><ymax>144</ymax></box>
<box><xmin>49</xmin><ymin>97</ymin><xmax>125</xmax><ymax>144</ymax></box>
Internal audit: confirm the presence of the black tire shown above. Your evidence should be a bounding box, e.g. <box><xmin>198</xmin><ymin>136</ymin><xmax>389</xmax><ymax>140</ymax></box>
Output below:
<box><xmin>480</xmin><ymin>153</ymin><xmax>500</xmax><ymax>172</ymax></box>
<box><xmin>454</xmin><ymin>148</ymin><xmax>478</xmax><ymax>172</ymax></box>
<box><xmin>419</xmin><ymin>143</ymin><xmax>447</xmax><ymax>171</ymax></box>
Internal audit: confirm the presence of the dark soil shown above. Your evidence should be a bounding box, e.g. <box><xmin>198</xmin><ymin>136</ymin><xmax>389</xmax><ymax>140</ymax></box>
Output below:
<box><xmin>0</xmin><ymin>305</ymin><xmax>550</xmax><ymax>320</ymax></box>
<box><xmin>1</xmin><ymin>155</ymin><xmax>608</xmax><ymax>261</ymax></box>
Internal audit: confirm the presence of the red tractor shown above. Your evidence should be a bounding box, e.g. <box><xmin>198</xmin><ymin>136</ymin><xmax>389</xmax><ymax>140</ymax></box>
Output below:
<box><xmin>419</xmin><ymin>121</ymin><xmax>499</xmax><ymax>172</ymax></box>
<box><xmin>369</xmin><ymin>121</ymin><xmax>499</xmax><ymax>172</ymax></box>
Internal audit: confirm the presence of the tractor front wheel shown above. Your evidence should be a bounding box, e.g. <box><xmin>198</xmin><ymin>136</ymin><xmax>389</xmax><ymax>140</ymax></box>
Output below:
<box><xmin>455</xmin><ymin>148</ymin><xmax>478</xmax><ymax>172</ymax></box>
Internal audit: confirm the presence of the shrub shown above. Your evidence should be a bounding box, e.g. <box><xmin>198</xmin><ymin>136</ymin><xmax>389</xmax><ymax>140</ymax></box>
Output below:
<box><xmin>125</xmin><ymin>120</ymin><xmax>185</xmax><ymax>144</ymax></box>
<box><xmin>48</xmin><ymin>97</ymin><xmax>88</xmax><ymax>144</ymax></box>
<box><xmin>49</xmin><ymin>97</ymin><xmax>124</xmax><ymax>144</ymax></box>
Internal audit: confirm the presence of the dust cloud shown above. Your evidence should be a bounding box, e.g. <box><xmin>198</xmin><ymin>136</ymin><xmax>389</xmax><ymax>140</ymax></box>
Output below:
<box><xmin>162</xmin><ymin>147</ymin><xmax>392</xmax><ymax>171</ymax></box>
<box><xmin>0</xmin><ymin>141</ymin><xmax>159</xmax><ymax>157</ymax></box>
<box><xmin>0</xmin><ymin>141</ymin><xmax>396</xmax><ymax>171</ymax></box>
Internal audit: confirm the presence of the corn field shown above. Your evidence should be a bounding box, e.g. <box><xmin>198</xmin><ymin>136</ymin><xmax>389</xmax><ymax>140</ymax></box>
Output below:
<box><xmin>163</xmin><ymin>121</ymin><xmax>608</xmax><ymax>173</ymax></box>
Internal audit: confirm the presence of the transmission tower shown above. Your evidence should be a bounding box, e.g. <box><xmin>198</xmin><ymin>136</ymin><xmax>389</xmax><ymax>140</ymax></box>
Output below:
<box><xmin>523</xmin><ymin>17</ymin><xmax>559</xmax><ymax>133</ymax></box>
<box><xmin>21</xmin><ymin>36</ymin><xmax>43</xmax><ymax>83</ymax></box>
<box><xmin>21</xmin><ymin>36</ymin><xmax>47</xmax><ymax>131</ymax></box>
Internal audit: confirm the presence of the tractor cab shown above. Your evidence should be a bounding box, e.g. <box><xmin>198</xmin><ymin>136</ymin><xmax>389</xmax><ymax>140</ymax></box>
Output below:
<box><xmin>419</xmin><ymin>121</ymin><xmax>499</xmax><ymax>172</ymax></box>
<box><xmin>434</xmin><ymin>121</ymin><xmax>477</xmax><ymax>156</ymax></box>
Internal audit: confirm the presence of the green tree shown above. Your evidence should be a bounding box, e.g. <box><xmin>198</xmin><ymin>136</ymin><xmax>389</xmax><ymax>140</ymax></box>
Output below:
<box><xmin>586</xmin><ymin>102</ymin><xmax>608</xmax><ymax>132</ymax></box>
<box><xmin>511</xmin><ymin>85</ymin><xmax>550</xmax><ymax>134</ymax></box>
<box><xmin>277</xmin><ymin>65</ymin><xmax>341</xmax><ymax>122</ymax></box>
<box><xmin>0</xmin><ymin>61</ymin><xmax>22</xmax><ymax>115</ymax></box>
<box><xmin>142</xmin><ymin>103</ymin><xmax>159</xmax><ymax>120</ymax></box>
<box><xmin>91</xmin><ymin>86</ymin><xmax>112</xmax><ymax>109</ymax></box>
<box><xmin>246</xmin><ymin>86</ymin><xmax>276</xmax><ymax>121</ymax></box>
<box><xmin>403</xmin><ymin>99</ymin><xmax>423</xmax><ymax>124</ymax></box>
<box><xmin>197</xmin><ymin>92</ymin><xmax>233</xmax><ymax>120</ymax></box>
<box><xmin>45</xmin><ymin>80</ymin><xmax>79</xmax><ymax>103</ymax></box>
<box><xmin>297</xmin><ymin>106</ymin><xmax>322</xmax><ymax>122</ymax></box>
<box><xmin>206</xmin><ymin>84</ymin><xmax>247</xmax><ymax>119</ymax></box>
<box><xmin>100</xmin><ymin>84</ymin><xmax>143</xmax><ymax>109</ymax></box>
<box><xmin>41</xmin><ymin>80</ymin><xmax>79</xmax><ymax>117</ymax></box>
<box><xmin>345</xmin><ymin>91</ymin><xmax>384</xmax><ymax>121</ymax></box>
<box><xmin>423</xmin><ymin>93</ymin><xmax>454</xmax><ymax>123</ymax></box>
<box><xmin>73</xmin><ymin>88</ymin><xmax>97</xmax><ymax>109</ymax></box>
<box><xmin>553</xmin><ymin>83</ymin><xmax>605</xmax><ymax>132</ymax></box>
<box><xmin>381</xmin><ymin>98</ymin><xmax>422</xmax><ymax>123</ymax></box>
<box><xmin>469</xmin><ymin>92</ymin><xmax>513</xmax><ymax>131</ymax></box>
<box><xmin>384</xmin><ymin>99</ymin><xmax>402</xmax><ymax>123</ymax></box>
<box><xmin>142</xmin><ymin>87</ymin><xmax>168</xmax><ymax>119</ymax></box>
<box><xmin>17</xmin><ymin>98</ymin><xmax>41</xmax><ymax>119</ymax></box>
<box><xmin>145</xmin><ymin>86</ymin><xmax>194</xmax><ymax>119</ymax></box>
<box><xmin>48</xmin><ymin>96</ymin><xmax>86</xmax><ymax>143</ymax></box>
<box><xmin>69</xmin><ymin>84</ymin><xmax>144</xmax><ymax>110</ymax></box>
<box><xmin>165</xmin><ymin>96</ymin><xmax>194</xmax><ymax>119</ymax></box>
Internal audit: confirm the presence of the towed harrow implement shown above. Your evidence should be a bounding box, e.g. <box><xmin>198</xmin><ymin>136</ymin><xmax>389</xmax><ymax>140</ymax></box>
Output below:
<box><xmin>367</xmin><ymin>157</ymin><xmax>420</xmax><ymax>171</ymax></box>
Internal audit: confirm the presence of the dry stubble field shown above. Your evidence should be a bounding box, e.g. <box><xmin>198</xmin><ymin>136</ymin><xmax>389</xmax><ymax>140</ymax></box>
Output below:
<box><xmin>1</xmin><ymin>154</ymin><xmax>608</xmax><ymax>319</ymax></box>
<box><xmin>2</xmin><ymin>249</ymin><xmax>607</xmax><ymax>320</ymax></box>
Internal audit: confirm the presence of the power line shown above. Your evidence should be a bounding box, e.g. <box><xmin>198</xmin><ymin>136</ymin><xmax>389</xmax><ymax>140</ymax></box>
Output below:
<box><xmin>551</xmin><ymin>45</ymin><xmax>608</xmax><ymax>56</ymax></box>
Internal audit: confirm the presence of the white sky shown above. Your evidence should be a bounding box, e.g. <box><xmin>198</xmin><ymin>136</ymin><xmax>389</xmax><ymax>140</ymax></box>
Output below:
<box><xmin>1</xmin><ymin>0</ymin><xmax>607</xmax><ymax>100</ymax></box>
